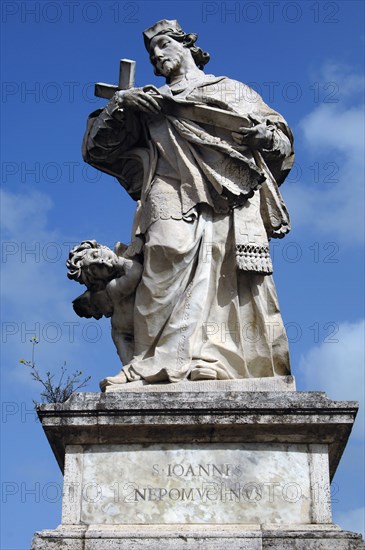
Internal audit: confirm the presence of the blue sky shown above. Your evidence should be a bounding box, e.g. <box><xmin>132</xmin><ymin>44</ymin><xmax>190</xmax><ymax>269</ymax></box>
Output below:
<box><xmin>1</xmin><ymin>1</ymin><xmax>364</xmax><ymax>548</ymax></box>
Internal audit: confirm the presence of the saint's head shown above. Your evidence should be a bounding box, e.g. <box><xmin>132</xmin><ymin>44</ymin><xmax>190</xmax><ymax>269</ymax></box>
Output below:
<box><xmin>143</xmin><ymin>19</ymin><xmax>210</xmax><ymax>79</ymax></box>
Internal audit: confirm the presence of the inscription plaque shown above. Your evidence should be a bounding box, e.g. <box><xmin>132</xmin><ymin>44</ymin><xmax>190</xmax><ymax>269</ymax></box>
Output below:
<box><xmin>62</xmin><ymin>443</ymin><xmax>328</xmax><ymax>525</ymax></box>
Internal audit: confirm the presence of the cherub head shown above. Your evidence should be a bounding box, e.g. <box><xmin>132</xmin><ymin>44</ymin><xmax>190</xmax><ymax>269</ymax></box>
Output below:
<box><xmin>67</xmin><ymin>240</ymin><xmax>125</xmax><ymax>291</ymax></box>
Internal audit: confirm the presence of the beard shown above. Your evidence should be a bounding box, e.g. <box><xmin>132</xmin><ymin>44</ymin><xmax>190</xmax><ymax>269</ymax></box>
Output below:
<box><xmin>157</xmin><ymin>51</ymin><xmax>184</xmax><ymax>77</ymax></box>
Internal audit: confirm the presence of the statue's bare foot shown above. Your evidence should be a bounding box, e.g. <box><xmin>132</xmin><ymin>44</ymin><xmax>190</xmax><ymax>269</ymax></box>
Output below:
<box><xmin>190</xmin><ymin>367</ymin><xmax>218</xmax><ymax>381</ymax></box>
<box><xmin>100</xmin><ymin>371</ymin><xmax>128</xmax><ymax>391</ymax></box>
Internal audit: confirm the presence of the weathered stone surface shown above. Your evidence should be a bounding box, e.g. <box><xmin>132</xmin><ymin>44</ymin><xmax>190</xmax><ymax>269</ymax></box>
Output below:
<box><xmin>31</xmin><ymin>524</ymin><xmax>365</xmax><ymax>550</ymax></box>
<box><xmin>104</xmin><ymin>375</ymin><xmax>296</xmax><ymax>393</ymax></box>
<box><xmin>65</xmin><ymin>442</ymin><xmax>324</xmax><ymax>525</ymax></box>
<box><xmin>262</xmin><ymin>526</ymin><xmax>365</xmax><ymax>549</ymax></box>
<box><xmin>37</xmin><ymin>390</ymin><xmax>358</xmax><ymax>481</ymax></box>
<box><xmin>31</xmin><ymin>391</ymin><xmax>363</xmax><ymax>549</ymax></box>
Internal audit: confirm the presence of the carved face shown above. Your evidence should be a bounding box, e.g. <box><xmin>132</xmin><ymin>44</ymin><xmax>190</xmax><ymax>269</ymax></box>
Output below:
<box><xmin>149</xmin><ymin>34</ymin><xmax>190</xmax><ymax>77</ymax></box>
<box><xmin>83</xmin><ymin>247</ymin><xmax>116</xmax><ymax>266</ymax></box>
<box><xmin>83</xmin><ymin>247</ymin><xmax>119</xmax><ymax>281</ymax></box>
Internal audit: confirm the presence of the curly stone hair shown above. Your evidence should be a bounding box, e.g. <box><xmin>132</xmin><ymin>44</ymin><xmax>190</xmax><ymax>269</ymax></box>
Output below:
<box><xmin>66</xmin><ymin>240</ymin><xmax>122</xmax><ymax>291</ymax></box>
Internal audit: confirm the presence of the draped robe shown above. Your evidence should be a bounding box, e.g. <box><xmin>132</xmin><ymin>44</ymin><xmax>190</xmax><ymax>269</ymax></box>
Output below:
<box><xmin>82</xmin><ymin>74</ymin><xmax>294</xmax><ymax>382</ymax></box>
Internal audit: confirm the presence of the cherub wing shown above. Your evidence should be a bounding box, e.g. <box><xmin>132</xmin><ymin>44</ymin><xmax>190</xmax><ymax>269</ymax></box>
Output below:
<box><xmin>114</xmin><ymin>241</ymin><xmax>128</xmax><ymax>257</ymax></box>
<box><xmin>72</xmin><ymin>290</ymin><xmax>112</xmax><ymax>320</ymax></box>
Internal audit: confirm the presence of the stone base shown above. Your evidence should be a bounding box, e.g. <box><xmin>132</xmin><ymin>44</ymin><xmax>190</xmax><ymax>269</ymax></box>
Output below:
<box><xmin>32</xmin><ymin>524</ymin><xmax>364</xmax><ymax>549</ymax></box>
<box><xmin>31</xmin><ymin>389</ymin><xmax>363</xmax><ymax>549</ymax></box>
<box><xmin>104</xmin><ymin>375</ymin><xmax>296</xmax><ymax>393</ymax></box>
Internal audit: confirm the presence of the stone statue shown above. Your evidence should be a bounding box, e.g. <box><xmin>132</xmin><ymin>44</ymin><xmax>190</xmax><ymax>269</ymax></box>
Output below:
<box><xmin>67</xmin><ymin>240</ymin><xmax>142</xmax><ymax>366</ymax></box>
<box><xmin>79</xmin><ymin>19</ymin><xmax>295</xmax><ymax>389</ymax></box>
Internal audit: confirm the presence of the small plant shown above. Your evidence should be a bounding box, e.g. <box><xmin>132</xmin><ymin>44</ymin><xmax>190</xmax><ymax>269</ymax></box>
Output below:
<box><xmin>20</xmin><ymin>337</ymin><xmax>91</xmax><ymax>404</ymax></box>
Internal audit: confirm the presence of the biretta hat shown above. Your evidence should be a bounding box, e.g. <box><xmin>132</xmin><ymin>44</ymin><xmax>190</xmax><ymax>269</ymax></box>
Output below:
<box><xmin>143</xmin><ymin>20</ymin><xmax>184</xmax><ymax>50</ymax></box>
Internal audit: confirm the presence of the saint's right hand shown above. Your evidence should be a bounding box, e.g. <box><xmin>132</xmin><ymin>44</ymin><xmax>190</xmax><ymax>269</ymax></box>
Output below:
<box><xmin>115</xmin><ymin>88</ymin><xmax>161</xmax><ymax>114</ymax></box>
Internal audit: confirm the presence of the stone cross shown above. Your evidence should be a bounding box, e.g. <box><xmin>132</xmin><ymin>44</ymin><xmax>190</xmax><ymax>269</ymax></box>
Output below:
<box><xmin>94</xmin><ymin>58</ymin><xmax>251</xmax><ymax>133</ymax></box>
<box><xmin>94</xmin><ymin>59</ymin><xmax>136</xmax><ymax>99</ymax></box>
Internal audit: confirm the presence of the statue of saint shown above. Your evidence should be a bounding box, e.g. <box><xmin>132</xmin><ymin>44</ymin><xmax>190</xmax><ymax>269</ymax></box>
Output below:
<box><xmin>81</xmin><ymin>19</ymin><xmax>295</xmax><ymax>389</ymax></box>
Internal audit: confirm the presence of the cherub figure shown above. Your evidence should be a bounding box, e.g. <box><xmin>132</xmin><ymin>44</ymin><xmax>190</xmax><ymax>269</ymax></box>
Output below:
<box><xmin>66</xmin><ymin>240</ymin><xmax>142</xmax><ymax>367</ymax></box>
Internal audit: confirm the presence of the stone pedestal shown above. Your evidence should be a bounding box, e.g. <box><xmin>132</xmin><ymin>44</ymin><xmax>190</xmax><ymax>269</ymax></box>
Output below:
<box><xmin>31</xmin><ymin>383</ymin><xmax>364</xmax><ymax>549</ymax></box>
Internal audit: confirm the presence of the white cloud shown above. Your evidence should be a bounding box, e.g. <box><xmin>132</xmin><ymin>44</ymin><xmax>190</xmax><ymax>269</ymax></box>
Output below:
<box><xmin>0</xmin><ymin>188</ymin><xmax>112</xmax><ymax>392</ymax></box>
<box><xmin>299</xmin><ymin>319</ymin><xmax>365</xmax><ymax>440</ymax></box>
<box><xmin>315</xmin><ymin>61</ymin><xmax>365</xmax><ymax>99</ymax></box>
<box><xmin>334</xmin><ymin>506</ymin><xmax>365</xmax><ymax>537</ymax></box>
<box><xmin>301</xmin><ymin>103</ymin><xmax>364</xmax><ymax>154</ymax></box>
<box><xmin>1</xmin><ymin>188</ymin><xmax>70</xmax><ymax>319</ymax></box>
<box><xmin>284</xmin><ymin>66</ymin><xmax>364</xmax><ymax>245</ymax></box>
<box><xmin>1</xmin><ymin>188</ymin><xmax>54</xmax><ymax>237</ymax></box>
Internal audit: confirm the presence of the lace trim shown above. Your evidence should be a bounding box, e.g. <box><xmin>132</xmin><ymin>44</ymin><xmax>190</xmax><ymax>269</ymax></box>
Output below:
<box><xmin>236</xmin><ymin>244</ymin><xmax>273</xmax><ymax>274</ymax></box>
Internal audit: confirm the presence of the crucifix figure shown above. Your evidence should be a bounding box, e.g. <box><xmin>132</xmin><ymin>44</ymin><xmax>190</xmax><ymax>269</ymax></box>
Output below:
<box><xmin>80</xmin><ymin>19</ymin><xmax>295</xmax><ymax>390</ymax></box>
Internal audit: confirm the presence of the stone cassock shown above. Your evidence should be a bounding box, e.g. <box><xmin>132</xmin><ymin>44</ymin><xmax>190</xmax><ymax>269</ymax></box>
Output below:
<box><xmin>82</xmin><ymin>20</ymin><xmax>295</xmax><ymax>390</ymax></box>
